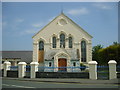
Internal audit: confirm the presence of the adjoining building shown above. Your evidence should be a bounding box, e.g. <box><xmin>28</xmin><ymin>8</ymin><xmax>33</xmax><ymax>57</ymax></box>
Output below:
<box><xmin>2</xmin><ymin>51</ymin><xmax>32</xmax><ymax>66</ymax></box>
<box><xmin>32</xmin><ymin>13</ymin><xmax>93</xmax><ymax>72</ymax></box>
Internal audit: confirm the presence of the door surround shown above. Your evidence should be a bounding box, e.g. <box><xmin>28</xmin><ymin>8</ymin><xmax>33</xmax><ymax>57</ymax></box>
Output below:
<box><xmin>54</xmin><ymin>51</ymin><xmax>71</xmax><ymax>72</ymax></box>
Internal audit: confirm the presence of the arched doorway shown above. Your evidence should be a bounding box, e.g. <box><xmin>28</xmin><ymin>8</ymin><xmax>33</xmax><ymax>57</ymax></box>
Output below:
<box><xmin>58</xmin><ymin>58</ymin><xmax>67</xmax><ymax>72</ymax></box>
<box><xmin>54</xmin><ymin>51</ymin><xmax>71</xmax><ymax>72</ymax></box>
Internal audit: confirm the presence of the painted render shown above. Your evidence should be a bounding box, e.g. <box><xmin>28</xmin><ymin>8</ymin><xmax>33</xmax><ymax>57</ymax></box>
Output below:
<box><xmin>32</xmin><ymin>13</ymin><xmax>92</xmax><ymax>72</ymax></box>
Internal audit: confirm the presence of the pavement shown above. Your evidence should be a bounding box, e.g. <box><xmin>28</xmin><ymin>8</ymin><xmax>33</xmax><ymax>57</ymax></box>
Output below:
<box><xmin>2</xmin><ymin>77</ymin><xmax>120</xmax><ymax>84</ymax></box>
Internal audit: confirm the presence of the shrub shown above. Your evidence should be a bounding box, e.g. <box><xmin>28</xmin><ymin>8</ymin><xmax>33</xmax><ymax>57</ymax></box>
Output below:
<box><xmin>80</xmin><ymin>63</ymin><xmax>87</xmax><ymax>71</ymax></box>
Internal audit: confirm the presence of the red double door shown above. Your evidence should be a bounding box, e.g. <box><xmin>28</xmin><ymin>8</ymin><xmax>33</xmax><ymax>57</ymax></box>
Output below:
<box><xmin>58</xmin><ymin>58</ymin><xmax>67</xmax><ymax>71</ymax></box>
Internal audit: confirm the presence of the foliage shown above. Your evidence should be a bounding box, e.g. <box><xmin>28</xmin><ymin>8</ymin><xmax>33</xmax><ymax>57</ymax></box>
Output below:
<box><xmin>92</xmin><ymin>44</ymin><xmax>103</xmax><ymax>64</ymax></box>
<box><xmin>92</xmin><ymin>42</ymin><xmax>120</xmax><ymax>65</ymax></box>
<box><xmin>80</xmin><ymin>63</ymin><xmax>87</xmax><ymax>71</ymax></box>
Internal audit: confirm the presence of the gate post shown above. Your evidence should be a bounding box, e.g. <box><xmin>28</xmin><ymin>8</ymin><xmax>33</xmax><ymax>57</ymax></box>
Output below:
<box><xmin>88</xmin><ymin>61</ymin><xmax>98</xmax><ymax>80</ymax></box>
<box><xmin>3</xmin><ymin>61</ymin><xmax>11</xmax><ymax>77</ymax></box>
<box><xmin>108</xmin><ymin>60</ymin><xmax>117</xmax><ymax>79</ymax></box>
<box><xmin>18</xmin><ymin>62</ymin><xmax>27</xmax><ymax>78</ymax></box>
<box><xmin>30</xmin><ymin>62</ymin><xmax>39</xmax><ymax>78</ymax></box>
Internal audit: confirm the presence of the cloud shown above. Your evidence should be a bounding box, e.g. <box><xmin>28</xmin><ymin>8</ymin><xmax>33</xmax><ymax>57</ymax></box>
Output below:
<box><xmin>20</xmin><ymin>29</ymin><xmax>39</xmax><ymax>35</ymax></box>
<box><xmin>32</xmin><ymin>16</ymin><xmax>55</xmax><ymax>28</ymax></box>
<box><xmin>67</xmin><ymin>8</ymin><xmax>89</xmax><ymax>16</ymax></box>
<box><xmin>20</xmin><ymin>16</ymin><xmax>56</xmax><ymax>35</ymax></box>
<box><xmin>15</xmin><ymin>18</ymin><xmax>24</xmax><ymax>23</ymax></box>
<box><xmin>93</xmin><ymin>3</ymin><xmax>112</xmax><ymax>10</ymax></box>
<box><xmin>32</xmin><ymin>23</ymin><xmax>44</xmax><ymax>28</ymax></box>
<box><xmin>24</xmin><ymin>29</ymin><xmax>38</xmax><ymax>34</ymax></box>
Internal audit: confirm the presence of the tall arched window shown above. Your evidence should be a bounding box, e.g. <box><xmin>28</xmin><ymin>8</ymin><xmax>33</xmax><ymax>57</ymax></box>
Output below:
<box><xmin>69</xmin><ymin>37</ymin><xmax>72</xmax><ymax>48</ymax></box>
<box><xmin>52</xmin><ymin>37</ymin><xmax>56</xmax><ymax>48</ymax></box>
<box><xmin>60</xmin><ymin>34</ymin><xmax>65</xmax><ymax>48</ymax></box>
<box><xmin>81</xmin><ymin>41</ymin><xmax>86</xmax><ymax>62</ymax></box>
<box><xmin>39</xmin><ymin>41</ymin><xmax>44</xmax><ymax>50</ymax></box>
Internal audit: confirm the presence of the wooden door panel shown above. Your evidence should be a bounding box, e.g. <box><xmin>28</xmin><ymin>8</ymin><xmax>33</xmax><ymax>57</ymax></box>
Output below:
<box><xmin>38</xmin><ymin>50</ymin><xmax>44</xmax><ymax>63</ymax></box>
<box><xmin>58</xmin><ymin>58</ymin><xmax>67</xmax><ymax>71</ymax></box>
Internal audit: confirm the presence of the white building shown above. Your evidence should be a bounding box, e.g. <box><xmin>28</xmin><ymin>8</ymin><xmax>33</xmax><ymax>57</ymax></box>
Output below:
<box><xmin>32</xmin><ymin>13</ymin><xmax>92</xmax><ymax>72</ymax></box>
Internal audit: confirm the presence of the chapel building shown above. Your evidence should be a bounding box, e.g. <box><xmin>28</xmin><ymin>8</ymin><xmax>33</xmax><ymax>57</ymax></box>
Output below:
<box><xmin>32</xmin><ymin>13</ymin><xmax>92</xmax><ymax>72</ymax></box>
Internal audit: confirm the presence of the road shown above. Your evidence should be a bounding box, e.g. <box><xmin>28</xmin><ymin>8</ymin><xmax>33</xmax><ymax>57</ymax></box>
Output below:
<box><xmin>2</xmin><ymin>78</ymin><xmax>119</xmax><ymax>88</ymax></box>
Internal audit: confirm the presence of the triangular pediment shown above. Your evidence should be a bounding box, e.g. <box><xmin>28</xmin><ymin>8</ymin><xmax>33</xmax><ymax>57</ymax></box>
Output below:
<box><xmin>32</xmin><ymin>13</ymin><xmax>92</xmax><ymax>39</ymax></box>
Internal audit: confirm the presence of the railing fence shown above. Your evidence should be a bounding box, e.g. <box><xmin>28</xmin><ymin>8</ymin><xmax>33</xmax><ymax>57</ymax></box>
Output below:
<box><xmin>2</xmin><ymin>60</ymin><xmax>120</xmax><ymax>79</ymax></box>
<box><xmin>97</xmin><ymin>66</ymin><xmax>109</xmax><ymax>80</ymax></box>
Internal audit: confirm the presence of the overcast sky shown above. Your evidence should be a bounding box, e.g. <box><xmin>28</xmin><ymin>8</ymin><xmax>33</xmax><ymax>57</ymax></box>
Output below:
<box><xmin>2</xmin><ymin>2</ymin><xmax>118</xmax><ymax>50</ymax></box>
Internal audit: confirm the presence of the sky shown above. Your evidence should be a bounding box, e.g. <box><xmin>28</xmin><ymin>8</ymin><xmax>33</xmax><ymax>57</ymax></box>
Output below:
<box><xmin>0</xmin><ymin>2</ymin><xmax>2</xmax><ymax>51</ymax></box>
<box><xmin>2</xmin><ymin>2</ymin><xmax>118</xmax><ymax>50</ymax></box>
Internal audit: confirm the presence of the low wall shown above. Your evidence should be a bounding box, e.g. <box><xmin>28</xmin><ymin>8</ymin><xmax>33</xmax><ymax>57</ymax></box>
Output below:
<box><xmin>36</xmin><ymin>72</ymin><xmax>89</xmax><ymax>78</ymax></box>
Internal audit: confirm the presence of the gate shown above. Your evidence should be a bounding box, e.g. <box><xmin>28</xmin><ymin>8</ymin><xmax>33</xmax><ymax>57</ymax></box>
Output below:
<box><xmin>25</xmin><ymin>65</ymin><xmax>31</xmax><ymax>78</ymax></box>
<box><xmin>97</xmin><ymin>65</ymin><xmax>109</xmax><ymax>80</ymax></box>
<box><xmin>7</xmin><ymin>66</ymin><xmax>18</xmax><ymax>77</ymax></box>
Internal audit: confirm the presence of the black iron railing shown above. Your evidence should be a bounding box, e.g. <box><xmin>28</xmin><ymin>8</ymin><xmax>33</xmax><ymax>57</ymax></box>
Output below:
<box><xmin>97</xmin><ymin>66</ymin><xmax>109</xmax><ymax>80</ymax></box>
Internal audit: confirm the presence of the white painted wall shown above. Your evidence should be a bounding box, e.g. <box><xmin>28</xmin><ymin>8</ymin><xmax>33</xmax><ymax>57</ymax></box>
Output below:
<box><xmin>33</xmin><ymin>13</ymin><xmax>92</xmax><ymax>65</ymax></box>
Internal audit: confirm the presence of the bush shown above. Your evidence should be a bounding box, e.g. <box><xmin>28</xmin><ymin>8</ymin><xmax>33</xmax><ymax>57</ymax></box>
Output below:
<box><xmin>80</xmin><ymin>63</ymin><xmax>86</xmax><ymax>71</ymax></box>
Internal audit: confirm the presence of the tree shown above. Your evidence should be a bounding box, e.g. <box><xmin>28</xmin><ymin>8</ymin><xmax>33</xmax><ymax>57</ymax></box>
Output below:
<box><xmin>92</xmin><ymin>42</ymin><xmax>120</xmax><ymax>65</ymax></box>
<box><xmin>92</xmin><ymin>44</ymin><xmax>103</xmax><ymax>64</ymax></box>
<box><xmin>113</xmin><ymin>41</ymin><xmax>119</xmax><ymax>45</ymax></box>
<box><xmin>98</xmin><ymin>43</ymin><xmax>120</xmax><ymax>65</ymax></box>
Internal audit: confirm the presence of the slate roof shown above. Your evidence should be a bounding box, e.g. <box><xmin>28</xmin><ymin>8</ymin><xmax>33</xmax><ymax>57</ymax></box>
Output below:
<box><xmin>1</xmin><ymin>51</ymin><xmax>33</xmax><ymax>63</ymax></box>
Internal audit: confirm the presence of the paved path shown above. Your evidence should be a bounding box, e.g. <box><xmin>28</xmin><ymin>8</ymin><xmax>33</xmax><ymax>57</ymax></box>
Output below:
<box><xmin>2</xmin><ymin>78</ymin><xmax>119</xmax><ymax>88</ymax></box>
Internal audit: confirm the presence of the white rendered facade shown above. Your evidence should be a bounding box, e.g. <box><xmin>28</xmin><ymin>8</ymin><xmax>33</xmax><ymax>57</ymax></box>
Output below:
<box><xmin>32</xmin><ymin>13</ymin><xmax>92</xmax><ymax>72</ymax></box>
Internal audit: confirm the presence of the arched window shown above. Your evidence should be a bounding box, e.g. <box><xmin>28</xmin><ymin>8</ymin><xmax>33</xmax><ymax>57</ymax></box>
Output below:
<box><xmin>81</xmin><ymin>41</ymin><xmax>86</xmax><ymax>62</ymax></box>
<box><xmin>52</xmin><ymin>37</ymin><xmax>56</xmax><ymax>48</ymax></box>
<box><xmin>60</xmin><ymin>34</ymin><xmax>65</xmax><ymax>48</ymax></box>
<box><xmin>39</xmin><ymin>41</ymin><xmax>44</xmax><ymax>50</ymax></box>
<box><xmin>69</xmin><ymin>37</ymin><xmax>72</xmax><ymax>48</ymax></box>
